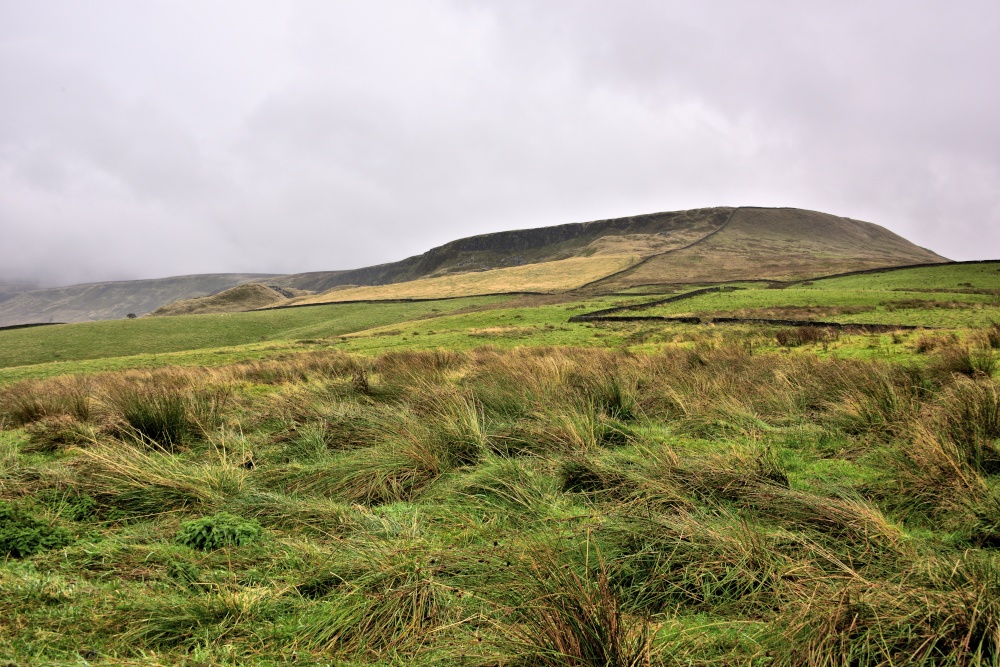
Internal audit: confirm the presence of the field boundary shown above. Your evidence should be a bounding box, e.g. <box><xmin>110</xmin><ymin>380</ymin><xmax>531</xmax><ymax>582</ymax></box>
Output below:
<box><xmin>254</xmin><ymin>291</ymin><xmax>546</xmax><ymax>312</ymax></box>
<box><xmin>568</xmin><ymin>286</ymin><xmax>742</xmax><ymax>321</ymax></box>
<box><xmin>574</xmin><ymin>314</ymin><xmax>924</xmax><ymax>332</ymax></box>
<box><xmin>0</xmin><ymin>322</ymin><xmax>64</xmax><ymax>332</ymax></box>
<box><xmin>568</xmin><ymin>283</ymin><xmax>931</xmax><ymax>331</ymax></box>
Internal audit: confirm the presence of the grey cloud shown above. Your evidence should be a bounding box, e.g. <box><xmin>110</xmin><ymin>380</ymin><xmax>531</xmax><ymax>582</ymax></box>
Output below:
<box><xmin>0</xmin><ymin>0</ymin><xmax>997</xmax><ymax>287</ymax></box>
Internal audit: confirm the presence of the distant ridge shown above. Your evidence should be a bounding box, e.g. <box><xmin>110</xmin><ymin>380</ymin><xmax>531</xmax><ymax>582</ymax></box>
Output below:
<box><xmin>0</xmin><ymin>207</ymin><xmax>948</xmax><ymax>324</ymax></box>
<box><xmin>0</xmin><ymin>274</ymin><xmax>276</xmax><ymax>328</ymax></box>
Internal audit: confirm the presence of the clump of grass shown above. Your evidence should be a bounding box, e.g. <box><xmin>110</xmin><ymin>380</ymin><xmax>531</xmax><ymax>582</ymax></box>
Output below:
<box><xmin>297</xmin><ymin>545</ymin><xmax>461</xmax><ymax>655</ymax></box>
<box><xmin>282</xmin><ymin>422</ymin><xmax>336</xmax><ymax>462</ymax></box>
<box><xmin>608</xmin><ymin>509</ymin><xmax>791</xmax><ymax>616</ymax></box>
<box><xmin>559</xmin><ymin>456</ymin><xmax>633</xmax><ymax>498</ymax></box>
<box><xmin>775</xmin><ymin>326</ymin><xmax>837</xmax><ymax>347</ymax></box>
<box><xmin>22</xmin><ymin>414</ymin><xmax>93</xmax><ymax>453</ymax></box>
<box><xmin>187</xmin><ymin>385</ymin><xmax>231</xmax><ymax>435</ymax></box>
<box><xmin>929</xmin><ymin>377</ymin><xmax>1000</xmax><ymax>475</ymax></box>
<box><xmin>77</xmin><ymin>439</ymin><xmax>248</xmax><ymax>516</ymax></box>
<box><xmin>106</xmin><ymin>382</ymin><xmax>192</xmax><ymax>449</ymax></box>
<box><xmin>420</xmin><ymin>389</ymin><xmax>492</xmax><ymax>466</ymax></box>
<box><xmin>458</xmin><ymin>456</ymin><xmax>559</xmax><ymax>520</ymax></box>
<box><xmin>884</xmin><ymin>424</ymin><xmax>985</xmax><ymax>524</ymax></box>
<box><xmin>829</xmin><ymin>363</ymin><xmax>921</xmax><ymax>440</ymax></box>
<box><xmin>224</xmin><ymin>490</ymin><xmax>368</xmax><ymax>535</ymax></box>
<box><xmin>932</xmin><ymin>341</ymin><xmax>997</xmax><ymax>378</ymax></box>
<box><xmin>176</xmin><ymin>512</ymin><xmax>263</xmax><ymax>550</ymax></box>
<box><xmin>774</xmin><ymin>553</ymin><xmax>1000</xmax><ymax>666</ymax></box>
<box><xmin>987</xmin><ymin>321</ymin><xmax>1000</xmax><ymax>349</ymax></box>
<box><xmin>268</xmin><ymin>439</ymin><xmax>442</xmax><ymax>505</ymax></box>
<box><xmin>0</xmin><ymin>377</ymin><xmax>92</xmax><ymax>425</ymax></box>
<box><xmin>503</xmin><ymin>541</ymin><xmax>654</xmax><ymax>667</ymax></box>
<box><xmin>0</xmin><ymin>431</ymin><xmax>18</xmax><ymax>481</ymax></box>
<box><xmin>118</xmin><ymin>586</ymin><xmax>282</xmax><ymax>650</ymax></box>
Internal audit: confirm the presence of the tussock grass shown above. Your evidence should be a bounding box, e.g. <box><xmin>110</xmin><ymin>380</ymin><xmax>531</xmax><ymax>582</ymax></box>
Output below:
<box><xmin>77</xmin><ymin>439</ymin><xmax>249</xmax><ymax>515</ymax></box>
<box><xmin>607</xmin><ymin>509</ymin><xmax>794</xmax><ymax>617</ymax></box>
<box><xmin>772</xmin><ymin>553</ymin><xmax>1000</xmax><ymax>666</ymax></box>
<box><xmin>502</xmin><ymin>540</ymin><xmax>656</xmax><ymax>667</ymax></box>
<box><xmin>7</xmin><ymin>340</ymin><xmax>1000</xmax><ymax>663</ymax></box>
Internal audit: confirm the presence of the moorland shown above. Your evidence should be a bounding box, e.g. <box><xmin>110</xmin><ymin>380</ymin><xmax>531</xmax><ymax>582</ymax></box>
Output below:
<box><xmin>0</xmin><ymin>210</ymin><xmax>998</xmax><ymax>666</ymax></box>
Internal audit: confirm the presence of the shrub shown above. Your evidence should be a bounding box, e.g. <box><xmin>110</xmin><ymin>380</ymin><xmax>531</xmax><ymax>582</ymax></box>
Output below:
<box><xmin>0</xmin><ymin>501</ymin><xmax>75</xmax><ymax>558</ymax></box>
<box><xmin>176</xmin><ymin>512</ymin><xmax>262</xmax><ymax>550</ymax></box>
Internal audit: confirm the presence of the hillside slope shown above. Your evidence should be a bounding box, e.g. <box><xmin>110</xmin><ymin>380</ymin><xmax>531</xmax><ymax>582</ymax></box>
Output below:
<box><xmin>593</xmin><ymin>207</ymin><xmax>947</xmax><ymax>288</ymax></box>
<box><xmin>0</xmin><ymin>274</ymin><xmax>276</xmax><ymax>327</ymax></box>
<box><xmin>272</xmin><ymin>207</ymin><xmax>732</xmax><ymax>292</ymax></box>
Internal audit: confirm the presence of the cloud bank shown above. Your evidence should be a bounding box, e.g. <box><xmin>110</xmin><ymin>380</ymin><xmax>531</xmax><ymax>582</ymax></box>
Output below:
<box><xmin>1</xmin><ymin>1</ymin><xmax>998</xmax><ymax>286</ymax></box>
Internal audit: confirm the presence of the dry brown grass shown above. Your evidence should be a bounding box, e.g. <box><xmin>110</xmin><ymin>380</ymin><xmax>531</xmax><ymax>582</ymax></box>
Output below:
<box><xmin>289</xmin><ymin>255</ymin><xmax>640</xmax><ymax>305</ymax></box>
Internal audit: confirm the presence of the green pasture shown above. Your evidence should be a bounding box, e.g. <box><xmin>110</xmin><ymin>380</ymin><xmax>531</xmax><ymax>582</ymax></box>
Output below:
<box><xmin>803</xmin><ymin>260</ymin><xmax>1000</xmax><ymax>291</ymax></box>
<box><xmin>639</xmin><ymin>286</ymin><xmax>1000</xmax><ymax>327</ymax></box>
<box><xmin>0</xmin><ymin>296</ymin><xmax>511</xmax><ymax>370</ymax></box>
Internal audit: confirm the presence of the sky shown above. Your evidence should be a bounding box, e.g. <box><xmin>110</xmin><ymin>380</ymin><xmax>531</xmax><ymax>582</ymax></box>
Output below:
<box><xmin>2</xmin><ymin>1</ymin><xmax>999</xmax><ymax>287</ymax></box>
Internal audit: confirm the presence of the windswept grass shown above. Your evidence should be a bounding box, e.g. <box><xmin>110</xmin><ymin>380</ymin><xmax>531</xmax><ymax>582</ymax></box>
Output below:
<box><xmin>2</xmin><ymin>335</ymin><xmax>1000</xmax><ymax>664</ymax></box>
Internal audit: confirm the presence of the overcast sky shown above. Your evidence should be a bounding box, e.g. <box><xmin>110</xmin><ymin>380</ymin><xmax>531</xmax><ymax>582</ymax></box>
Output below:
<box><xmin>2</xmin><ymin>1</ymin><xmax>998</xmax><ymax>286</ymax></box>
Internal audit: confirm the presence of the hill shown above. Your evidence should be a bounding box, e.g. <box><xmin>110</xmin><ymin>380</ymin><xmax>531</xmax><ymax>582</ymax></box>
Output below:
<box><xmin>269</xmin><ymin>207</ymin><xmax>732</xmax><ymax>292</ymax></box>
<box><xmin>146</xmin><ymin>283</ymin><xmax>308</xmax><ymax>317</ymax></box>
<box><xmin>0</xmin><ymin>274</ymin><xmax>276</xmax><ymax>328</ymax></box>
<box><xmin>0</xmin><ymin>206</ymin><xmax>947</xmax><ymax>323</ymax></box>
<box><xmin>291</xmin><ymin>207</ymin><xmax>947</xmax><ymax>306</ymax></box>
<box><xmin>592</xmin><ymin>207</ymin><xmax>946</xmax><ymax>289</ymax></box>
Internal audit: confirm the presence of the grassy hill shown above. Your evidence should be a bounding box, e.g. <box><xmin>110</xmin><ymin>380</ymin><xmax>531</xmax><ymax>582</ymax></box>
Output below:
<box><xmin>0</xmin><ymin>295</ymin><xmax>514</xmax><ymax>377</ymax></box>
<box><xmin>277</xmin><ymin>207</ymin><xmax>947</xmax><ymax>309</ymax></box>
<box><xmin>0</xmin><ymin>273</ymin><xmax>277</xmax><ymax>328</ymax></box>
<box><xmin>146</xmin><ymin>283</ymin><xmax>306</xmax><ymax>317</ymax></box>
<box><xmin>2</xmin><ymin>207</ymin><xmax>947</xmax><ymax>324</ymax></box>
<box><xmin>593</xmin><ymin>207</ymin><xmax>947</xmax><ymax>289</ymax></box>
<box><xmin>271</xmin><ymin>207</ymin><xmax>733</xmax><ymax>292</ymax></box>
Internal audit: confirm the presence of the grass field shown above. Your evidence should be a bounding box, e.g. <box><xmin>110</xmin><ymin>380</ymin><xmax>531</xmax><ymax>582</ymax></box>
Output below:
<box><xmin>1</xmin><ymin>262</ymin><xmax>999</xmax><ymax>665</ymax></box>
<box><xmin>804</xmin><ymin>261</ymin><xmax>1000</xmax><ymax>292</ymax></box>
<box><xmin>0</xmin><ymin>296</ymin><xmax>511</xmax><ymax>371</ymax></box>
<box><xmin>292</xmin><ymin>255</ymin><xmax>640</xmax><ymax>305</ymax></box>
<box><xmin>640</xmin><ymin>287</ymin><xmax>1000</xmax><ymax>327</ymax></box>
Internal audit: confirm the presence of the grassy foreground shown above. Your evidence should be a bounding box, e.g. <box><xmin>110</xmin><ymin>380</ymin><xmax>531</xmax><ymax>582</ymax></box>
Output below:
<box><xmin>0</xmin><ymin>261</ymin><xmax>999</xmax><ymax>665</ymax></box>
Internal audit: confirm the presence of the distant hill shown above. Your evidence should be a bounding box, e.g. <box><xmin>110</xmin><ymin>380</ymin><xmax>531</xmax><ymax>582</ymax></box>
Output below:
<box><xmin>0</xmin><ymin>281</ymin><xmax>39</xmax><ymax>304</ymax></box>
<box><xmin>0</xmin><ymin>206</ymin><xmax>948</xmax><ymax>323</ymax></box>
<box><xmin>146</xmin><ymin>283</ymin><xmax>309</xmax><ymax>317</ymax></box>
<box><xmin>0</xmin><ymin>274</ymin><xmax>276</xmax><ymax>328</ymax></box>
<box><xmin>288</xmin><ymin>207</ymin><xmax>948</xmax><ymax>306</ymax></box>
<box><xmin>271</xmin><ymin>207</ymin><xmax>733</xmax><ymax>292</ymax></box>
